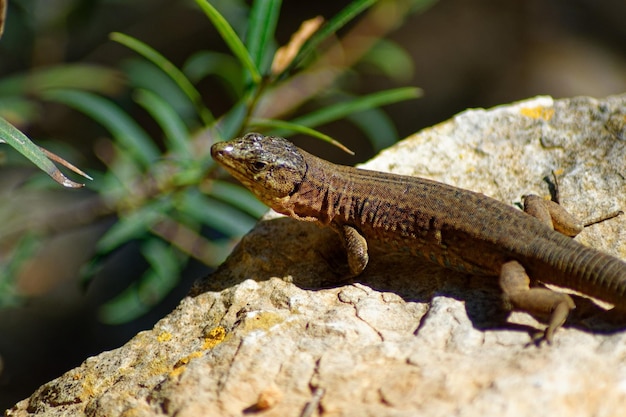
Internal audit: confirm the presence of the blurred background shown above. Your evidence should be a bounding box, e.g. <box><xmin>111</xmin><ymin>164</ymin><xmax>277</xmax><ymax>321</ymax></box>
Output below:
<box><xmin>0</xmin><ymin>0</ymin><xmax>625</xmax><ymax>410</ymax></box>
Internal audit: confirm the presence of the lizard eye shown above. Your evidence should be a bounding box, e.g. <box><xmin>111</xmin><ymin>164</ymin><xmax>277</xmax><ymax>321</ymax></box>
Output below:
<box><xmin>251</xmin><ymin>161</ymin><xmax>268</xmax><ymax>172</ymax></box>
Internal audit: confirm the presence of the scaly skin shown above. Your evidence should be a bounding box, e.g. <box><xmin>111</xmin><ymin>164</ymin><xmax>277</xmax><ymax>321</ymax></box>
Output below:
<box><xmin>211</xmin><ymin>132</ymin><xmax>626</xmax><ymax>342</ymax></box>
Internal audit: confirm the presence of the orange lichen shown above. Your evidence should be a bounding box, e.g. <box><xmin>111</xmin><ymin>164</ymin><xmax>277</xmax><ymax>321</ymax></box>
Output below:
<box><xmin>254</xmin><ymin>386</ymin><xmax>283</xmax><ymax>410</ymax></box>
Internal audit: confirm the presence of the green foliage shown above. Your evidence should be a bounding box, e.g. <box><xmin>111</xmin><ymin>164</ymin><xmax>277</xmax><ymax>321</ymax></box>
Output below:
<box><xmin>109</xmin><ymin>32</ymin><xmax>215</xmax><ymax>125</ymax></box>
<box><xmin>1</xmin><ymin>0</ymin><xmax>431</xmax><ymax>322</ymax></box>
<box><xmin>0</xmin><ymin>64</ymin><xmax>120</xmax><ymax>189</ymax></box>
<box><xmin>0</xmin><ymin>234</ymin><xmax>38</xmax><ymax>308</ymax></box>
<box><xmin>195</xmin><ymin>0</ymin><xmax>263</xmax><ymax>84</ymax></box>
<box><xmin>0</xmin><ymin>63</ymin><xmax>123</xmax><ymax>127</ymax></box>
<box><xmin>45</xmin><ymin>89</ymin><xmax>161</xmax><ymax>167</ymax></box>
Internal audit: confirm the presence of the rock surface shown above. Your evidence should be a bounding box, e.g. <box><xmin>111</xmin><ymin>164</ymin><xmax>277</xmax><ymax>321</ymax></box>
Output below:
<box><xmin>7</xmin><ymin>94</ymin><xmax>626</xmax><ymax>416</ymax></box>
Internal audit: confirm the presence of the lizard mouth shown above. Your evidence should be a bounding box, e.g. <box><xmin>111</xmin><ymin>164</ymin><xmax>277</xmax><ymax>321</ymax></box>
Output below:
<box><xmin>210</xmin><ymin>142</ymin><xmax>230</xmax><ymax>163</ymax></box>
<box><xmin>210</xmin><ymin>142</ymin><xmax>259</xmax><ymax>190</ymax></box>
<box><xmin>210</xmin><ymin>142</ymin><xmax>240</xmax><ymax>173</ymax></box>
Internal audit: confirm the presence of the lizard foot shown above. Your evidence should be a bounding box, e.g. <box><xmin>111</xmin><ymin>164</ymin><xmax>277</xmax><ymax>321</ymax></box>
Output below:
<box><xmin>500</xmin><ymin>260</ymin><xmax>576</xmax><ymax>344</ymax></box>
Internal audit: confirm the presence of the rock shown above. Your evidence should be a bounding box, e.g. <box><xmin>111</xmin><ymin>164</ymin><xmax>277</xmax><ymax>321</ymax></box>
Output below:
<box><xmin>7</xmin><ymin>94</ymin><xmax>626</xmax><ymax>417</ymax></box>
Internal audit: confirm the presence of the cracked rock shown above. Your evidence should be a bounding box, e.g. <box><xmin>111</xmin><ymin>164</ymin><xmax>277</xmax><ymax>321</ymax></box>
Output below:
<box><xmin>7</xmin><ymin>94</ymin><xmax>626</xmax><ymax>417</ymax></box>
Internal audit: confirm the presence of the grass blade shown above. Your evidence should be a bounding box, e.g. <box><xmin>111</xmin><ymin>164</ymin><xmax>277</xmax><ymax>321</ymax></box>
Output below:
<box><xmin>124</xmin><ymin>59</ymin><xmax>197</xmax><ymax>121</ymax></box>
<box><xmin>292</xmin><ymin>87</ymin><xmax>422</xmax><ymax>128</ymax></box>
<box><xmin>140</xmin><ymin>239</ymin><xmax>182</xmax><ymax>298</ymax></box>
<box><xmin>0</xmin><ymin>233</ymin><xmax>38</xmax><ymax>307</ymax></box>
<box><xmin>99</xmin><ymin>238</ymin><xmax>182</xmax><ymax>324</ymax></box>
<box><xmin>194</xmin><ymin>0</ymin><xmax>261</xmax><ymax>84</ymax></box>
<box><xmin>206</xmin><ymin>180</ymin><xmax>268</xmax><ymax>217</ymax></box>
<box><xmin>96</xmin><ymin>197</ymin><xmax>173</xmax><ymax>253</ymax></box>
<box><xmin>150</xmin><ymin>217</ymin><xmax>232</xmax><ymax>266</ymax></box>
<box><xmin>248</xmin><ymin>118</ymin><xmax>354</xmax><ymax>155</ymax></box>
<box><xmin>110</xmin><ymin>32</ymin><xmax>214</xmax><ymax>125</ymax></box>
<box><xmin>0</xmin><ymin>64</ymin><xmax>124</xmax><ymax>97</ymax></box>
<box><xmin>361</xmin><ymin>39</ymin><xmax>415</xmax><ymax>82</ymax></box>
<box><xmin>346</xmin><ymin>107</ymin><xmax>398</xmax><ymax>150</ymax></box>
<box><xmin>183</xmin><ymin>51</ymin><xmax>243</xmax><ymax>97</ymax></box>
<box><xmin>250</xmin><ymin>87</ymin><xmax>420</xmax><ymax>153</ymax></box>
<box><xmin>0</xmin><ymin>117</ymin><xmax>85</xmax><ymax>187</ymax></box>
<box><xmin>284</xmin><ymin>0</ymin><xmax>377</xmax><ymax>74</ymax></box>
<box><xmin>37</xmin><ymin>146</ymin><xmax>93</xmax><ymax>180</ymax></box>
<box><xmin>178</xmin><ymin>189</ymin><xmax>257</xmax><ymax>237</ymax></box>
<box><xmin>246</xmin><ymin>0</ymin><xmax>282</xmax><ymax>73</ymax></box>
<box><xmin>44</xmin><ymin>89</ymin><xmax>160</xmax><ymax>168</ymax></box>
<box><xmin>134</xmin><ymin>88</ymin><xmax>192</xmax><ymax>158</ymax></box>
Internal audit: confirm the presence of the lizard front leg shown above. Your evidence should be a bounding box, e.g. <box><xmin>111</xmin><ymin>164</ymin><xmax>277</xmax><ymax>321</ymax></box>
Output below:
<box><xmin>336</xmin><ymin>224</ymin><xmax>369</xmax><ymax>277</ymax></box>
<box><xmin>499</xmin><ymin>260</ymin><xmax>575</xmax><ymax>343</ymax></box>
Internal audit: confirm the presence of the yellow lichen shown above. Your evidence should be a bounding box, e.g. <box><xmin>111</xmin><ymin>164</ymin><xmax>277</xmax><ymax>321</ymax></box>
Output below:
<box><xmin>167</xmin><ymin>327</ymin><xmax>228</xmax><ymax>379</ymax></box>
<box><xmin>203</xmin><ymin>326</ymin><xmax>227</xmax><ymax>349</ymax></box>
<box><xmin>520</xmin><ymin>106</ymin><xmax>554</xmax><ymax>121</ymax></box>
<box><xmin>174</xmin><ymin>351</ymin><xmax>204</xmax><ymax>369</ymax></box>
<box><xmin>147</xmin><ymin>356</ymin><xmax>171</xmax><ymax>377</ymax></box>
<box><xmin>157</xmin><ymin>331</ymin><xmax>172</xmax><ymax>342</ymax></box>
<box><xmin>169</xmin><ymin>351</ymin><xmax>205</xmax><ymax>378</ymax></box>
<box><xmin>241</xmin><ymin>311</ymin><xmax>286</xmax><ymax>332</ymax></box>
<box><xmin>169</xmin><ymin>365</ymin><xmax>186</xmax><ymax>378</ymax></box>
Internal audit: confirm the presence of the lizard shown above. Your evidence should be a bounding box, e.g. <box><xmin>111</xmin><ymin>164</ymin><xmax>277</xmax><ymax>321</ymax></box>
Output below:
<box><xmin>210</xmin><ymin>132</ymin><xmax>626</xmax><ymax>343</ymax></box>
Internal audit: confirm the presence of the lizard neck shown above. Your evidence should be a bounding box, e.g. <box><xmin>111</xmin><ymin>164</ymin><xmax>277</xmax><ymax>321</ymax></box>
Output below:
<box><xmin>281</xmin><ymin>150</ymin><xmax>351</xmax><ymax>225</ymax></box>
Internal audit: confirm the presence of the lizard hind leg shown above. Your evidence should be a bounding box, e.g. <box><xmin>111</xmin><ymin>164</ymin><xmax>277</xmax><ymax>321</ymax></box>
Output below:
<box><xmin>523</xmin><ymin>192</ymin><xmax>623</xmax><ymax>235</ymax></box>
<box><xmin>522</xmin><ymin>194</ymin><xmax>583</xmax><ymax>236</ymax></box>
<box><xmin>499</xmin><ymin>260</ymin><xmax>576</xmax><ymax>344</ymax></box>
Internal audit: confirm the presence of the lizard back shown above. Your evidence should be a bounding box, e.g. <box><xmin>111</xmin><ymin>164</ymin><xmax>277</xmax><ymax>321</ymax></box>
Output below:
<box><xmin>289</xmin><ymin>149</ymin><xmax>626</xmax><ymax>308</ymax></box>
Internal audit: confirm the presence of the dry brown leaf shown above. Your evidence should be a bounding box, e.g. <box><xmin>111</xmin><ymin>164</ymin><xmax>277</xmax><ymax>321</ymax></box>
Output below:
<box><xmin>0</xmin><ymin>0</ymin><xmax>6</xmax><ymax>38</ymax></box>
<box><xmin>271</xmin><ymin>16</ymin><xmax>324</xmax><ymax>76</ymax></box>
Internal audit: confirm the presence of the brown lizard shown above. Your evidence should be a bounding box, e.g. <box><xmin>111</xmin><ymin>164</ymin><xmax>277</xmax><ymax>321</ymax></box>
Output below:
<box><xmin>211</xmin><ymin>132</ymin><xmax>626</xmax><ymax>343</ymax></box>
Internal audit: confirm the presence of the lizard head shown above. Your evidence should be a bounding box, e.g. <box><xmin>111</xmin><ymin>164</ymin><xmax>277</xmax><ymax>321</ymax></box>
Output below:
<box><xmin>211</xmin><ymin>132</ymin><xmax>307</xmax><ymax>207</ymax></box>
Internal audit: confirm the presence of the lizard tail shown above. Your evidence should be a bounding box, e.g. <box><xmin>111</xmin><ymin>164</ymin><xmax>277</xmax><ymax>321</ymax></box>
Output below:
<box><xmin>540</xmin><ymin>238</ymin><xmax>626</xmax><ymax>309</ymax></box>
